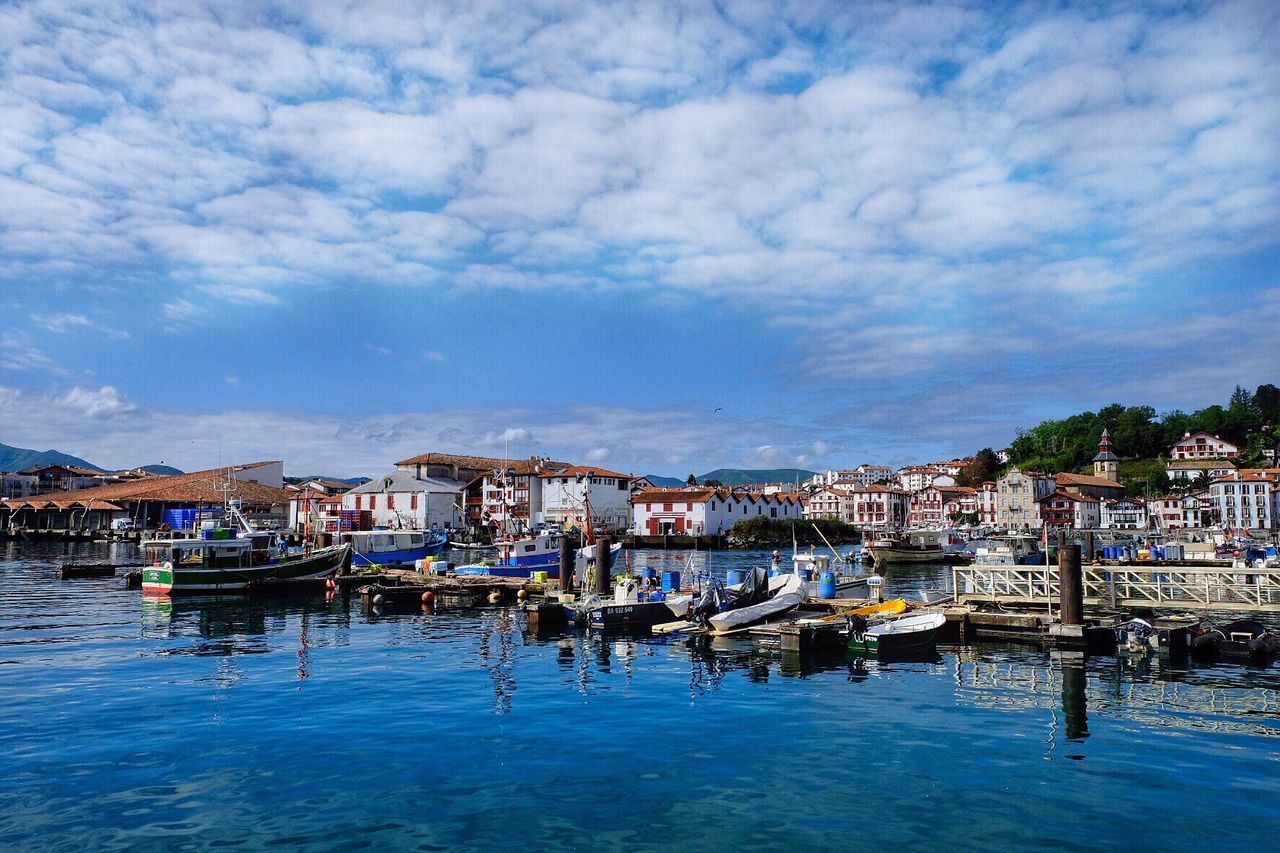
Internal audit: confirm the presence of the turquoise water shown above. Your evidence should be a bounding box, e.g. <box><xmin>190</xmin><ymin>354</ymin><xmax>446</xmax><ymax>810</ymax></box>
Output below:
<box><xmin>2</xmin><ymin>541</ymin><xmax>1278</xmax><ymax>851</ymax></box>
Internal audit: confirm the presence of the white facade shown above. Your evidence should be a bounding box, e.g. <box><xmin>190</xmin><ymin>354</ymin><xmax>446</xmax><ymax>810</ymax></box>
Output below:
<box><xmin>977</xmin><ymin>482</ymin><xmax>998</xmax><ymax>526</ymax></box>
<box><xmin>1166</xmin><ymin>460</ymin><xmax>1236</xmax><ymax>481</ymax></box>
<box><xmin>541</xmin><ymin>467</ymin><xmax>633</xmax><ymax>532</ymax></box>
<box><xmin>1038</xmin><ymin>492</ymin><xmax>1101</xmax><ymax>530</ymax></box>
<box><xmin>343</xmin><ymin>471</ymin><xmax>463</xmax><ymax>530</ymax></box>
<box><xmin>1170</xmin><ymin>431</ymin><xmax>1239</xmax><ymax>460</ymax></box>
<box><xmin>1101</xmin><ymin>498</ymin><xmax>1147</xmax><ymax>529</ymax></box>
<box><xmin>632</xmin><ymin>488</ymin><xmax>804</xmax><ymax>535</ymax></box>
<box><xmin>805</xmin><ymin>486</ymin><xmax>856</xmax><ymax>522</ymax></box>
<box><xmin>0</xmin><ymin>474</ymin><xmax>37</xmax><ymax>499</ymax></box>
<box><xmin>897</xmin><ymin>467</ymin><xmax>956</xmax><ymax>493</ymax></box>
<box><xmin>851</xmin><ymin>486</ymin><xmax>908</xmax><ymax>530</ymax></box>
<box><xmin>1209</xmin><ymin>471</ymin><xmax>1280</xmax><ymax>531</ymax></box>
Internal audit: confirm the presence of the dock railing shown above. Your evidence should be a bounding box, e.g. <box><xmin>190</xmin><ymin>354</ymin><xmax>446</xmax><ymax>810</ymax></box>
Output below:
<box><xmin>953</xmin><ymin>564</ymin><xmax>1280</xmax><ymax>612</ymax></box>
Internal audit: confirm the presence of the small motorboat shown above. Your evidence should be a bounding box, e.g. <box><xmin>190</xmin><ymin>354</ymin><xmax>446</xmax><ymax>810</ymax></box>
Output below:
<box><xmin>694</xmin><ymin>569</ymin><xmax>807</xmax><ymax>633</ymax></box>
<box><xmin>1191</xmin><ymin>619</ymin><xmax>1280</xmax><ymax>662</ymax></box>
<box><xmin>585</xmin><ymin>576</ymin><xmax>692</xmax><ymax>630</ymax></box>
<box><xmin>844</xmin><ymin>611</ymin><xmax>946</xmax><ymax>656</ymax></box>
<box><xmin>1116</xmin><ymin>616</ymin><xmax>1201</xmax><ymax>657</ymax></box>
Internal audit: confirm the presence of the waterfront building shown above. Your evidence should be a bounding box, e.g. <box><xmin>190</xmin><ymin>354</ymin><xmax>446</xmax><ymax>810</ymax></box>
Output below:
<box><xmin>1147</xmin><ymin>493</ymin><xmax>1207</xmax><ymax>530</ymax></box>
<box><xmin>474</xmin><ymin>457</ymin><xmax>570</xmax><ymax>532</ymax></box>
<box><xmin>805</xmin><ymin>485</ymin><xmax>857</xmax><ymax>522</ymax></box>
<box><xmin>1166</xmin><ymin>458</ymin><xmax>1236</xmax><ymax>482</ymax></box>
<box><xmin>996</xmin><ymin>468</ymin><xmax>1055</xmax><ymax>530</ymax></box>
<box><xmin>852</xmin><ymin>484</ymin><xmax>909</xmax><ymax>530</ymax></box>
<box><xmin>908</xmin><ymin>485</ymin><xmax>949</xmax><ymax>528</ymax></box>
<box><xmin>1037</xmin><ymin>491</ymin><xmax>1102</xmax><ymax>529</ymax></box>
<box><xmin>541</xmin><ymin>466</ymin><xmax>634</xmax><ymax>532</ymax></box>
<box><xmin>940</xmin><ymin>486</ymin><xmax>979</xmax><ymax>525</ymax></box>
<box><xmin>2</xmin><ymin>461</ymin><xmax>288</xmax><ymax>531</ymax></box>
<box><xmin>343</xmin><ymin>470</ymin><xmax>464</xmax><ymax>530</ymax></box>
<box><xmin>0</xmin><ymin>473</ymin><xmax>37</xmax><ymax>499</ymax></box>
<box><xmin>631</xmin><ymin>487</ymin><xmax>804</xmax><ymax>535</ymax></box>
<box><xmin>1101</xmin><ymin>497</ymin><xmax>1147</xmax><ymax>529</ymax></box>
<box><xmin>1169</xmin><ymin>431</ymin><xmax>1239</xmax><ymax>460</ymax></box>
<box><xmin>17</xmin><ymin>464</ymin><xmax>104</xmax><ymax>494</ymax></box>
<box><xmin>1208</xmin><ymin>469</ymin><xmax>1280</xmax><ymax>532</ymax></box>
<box><xmin>977</xmin><ymin>481</ymin><xmax>998</xmax><ymax>526</ymax></box>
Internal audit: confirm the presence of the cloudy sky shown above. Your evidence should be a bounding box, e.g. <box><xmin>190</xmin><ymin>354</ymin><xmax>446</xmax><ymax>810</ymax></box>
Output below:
<box><xmin>1</xmin><ymin>0</ymin><xmax>1277</xmax><ymax>477</ymax></box>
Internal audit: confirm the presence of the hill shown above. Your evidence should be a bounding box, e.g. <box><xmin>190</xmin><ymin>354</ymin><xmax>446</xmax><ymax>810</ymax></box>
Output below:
<box><xmin>0</xmin><ymin>442</ymin><xmax>103</xmax><ymax>472</ymax></box>
<box><xmin>699</xmin><ymin>468</ymin><xmax>817</xmax><ymax>486</ymax></box>
<box><xmin>139</xmin><ymin>464</ymin><xmax>184</xmax><ymax>475</ymax></box>
<box><xmin>644</xmin><ymin>469</ymin><xmax>818</xmax><ymax>487</ymax></box>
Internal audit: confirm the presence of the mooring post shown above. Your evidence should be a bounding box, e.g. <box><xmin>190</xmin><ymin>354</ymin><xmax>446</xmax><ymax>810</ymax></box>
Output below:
<box><xmin>559</xmin><ymin>534</ymin><xmax>574</xmax><ymax>592</ymax></box>
<box><xmin>1059</xmin><ymin>541</ymin><xmax>1083</xmax><ymax>626</ymax></box>
<box><xmin>595</xmin><ymin>536</ymin><xmax>611</xmax><ymax>595</ymax></box>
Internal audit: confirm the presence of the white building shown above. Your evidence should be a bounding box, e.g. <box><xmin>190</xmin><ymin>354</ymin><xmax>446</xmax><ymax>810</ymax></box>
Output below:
<box><xmin>897</xmin><ymin>466</ymin><xmax>956</xmax><ymax>493</ymax></box>
<box><xmin>0</xmin><ymin>473</ymin><xmax>37</xmax><ymax>499</ymax></box>
<box><xmin>343</xmin><ymin>471</ymin><xmax>464</xmax><ymax>530</ymax></box>
<box><xmin>1209</xmin><ymin>469</ymin><xmax>1280</xmax><ymax>532</ymax></box>
<box><xmin>1037</xmin><ymin>491</ymin><xmax>1102</xmax><ymax>530</ymax></box>
<box><xmin>1101</xmin><ymin>498</ymin><xmax>1147</xmax><ymax>529</ymax></box>
<box><xmin>851</xmin><ymin>485</ymin><xmax>909</xmax><ymax>530</ymax></box>
<box><xmin>476</xmin><ymin>457</ymin><xmax>570</xmax><ymax>532</ymax></box>
<box><xmin>1170</xmin><ymin>431</ymin><xmax>1239</xmax><ymax>460</ymax></box>
<box><xmin>541</xmin><ymin>466</ymin><xmax>633</xmax><ymax>532</ymax></box>
<box><xmin>977</xmin><ymin>482</ymin><xmax>998</xmax><ymax>527</ymax></box>
<box><xmin>1166</xmin><ymin>459</ymin><xmax>1236</xmax><ymax>482</ymax></box>
<box><xmin>631</xmin><ymin>487</ymin><xmax>804</xmax><ymax>535</ymax></box>
<box><xmin>805</xmin><ymin>485</ymin><xmax>858</xmax><ymax>522</ymax></box>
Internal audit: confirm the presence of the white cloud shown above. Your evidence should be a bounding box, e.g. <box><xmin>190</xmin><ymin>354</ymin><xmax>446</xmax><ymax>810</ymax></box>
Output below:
<box><xmin>57</xmin><ymin>385</ymin><xmax>136</xmax><ymax>419</ymax></box>
<box><xmin>584</xmin><ymin>446</ymin><xmax>610</xmax><ymax>463</ymax></box>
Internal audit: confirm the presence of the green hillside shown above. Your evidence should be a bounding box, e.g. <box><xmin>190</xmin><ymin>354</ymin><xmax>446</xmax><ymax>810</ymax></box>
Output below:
<box><xmin>0</xmin><ymin>442</ymin><xmax>102</xmax><ymax>472</ymax></box>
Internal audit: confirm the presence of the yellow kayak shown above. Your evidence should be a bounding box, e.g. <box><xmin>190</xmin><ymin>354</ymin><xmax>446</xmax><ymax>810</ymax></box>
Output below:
<box><xmin>820</xmin><ymin>598</ymin><xmax>908</xmax><ymax>622</ymax></box>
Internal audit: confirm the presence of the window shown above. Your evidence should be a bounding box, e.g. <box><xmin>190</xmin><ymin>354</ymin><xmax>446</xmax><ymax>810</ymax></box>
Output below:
<box><xmin>664</xmin><ymin>503</ymin><xmax>672</xmax><ymax>512</ymax></box>
<box><xmin>410</xmin><ymin>494</ymin><xmax>418</xmax><ymax>510</ymax></box>
<box><xmin>387</xmin><ymin>494</ymin><xmax>395</xmax><ymax>510</ymax></box>
<box><xmin>355</xmin><ymin>496</ymin><xmax>362</xmax><ymax>510</ymax></box>
<box><xmin>370</xmin><ymin>496</ymin><xmax>377</xmax><ymax>510</ymax></box>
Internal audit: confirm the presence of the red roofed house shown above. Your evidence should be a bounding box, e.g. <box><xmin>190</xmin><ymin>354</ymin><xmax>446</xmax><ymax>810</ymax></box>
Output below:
<box><xmin>1170</xmin><ymin>431</ymin><xmax>1239</xmax><ymax>460</ymax></box>
<box><xmin>631</xmin><ymin>487</ymin><xmax>804</xmax><ymax>535</ymax></box>
<box><xmin>1037</xmin><ymin>491</ymin><xmax>1101</xmax><ymax>529</ymax></box>
<box><xmin>541</xmin><ymin>466</ymin><xmax>634</xmax><ymax>532</ymax></box>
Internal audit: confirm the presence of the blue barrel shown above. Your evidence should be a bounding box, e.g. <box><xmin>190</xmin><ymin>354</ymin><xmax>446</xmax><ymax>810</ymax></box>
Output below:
<box><xmin>1107</xmin><ymin>546</ymin><xmax>1116</xmax><ymax>559</ymax></box>
<box><xmin>726</xmin><ymin>569</ymin><xmax>745</xmax><ymax>586</ymax></box>
<box><xmin>661</xmin><ymin>571</ymin><xmax>680</xmax><ymax>593</ymax></box>
<box><xmin>1157</xmin><ymin>547</ymin><xmax>1165</xmax><ymax>560</ymax></box>
<box><xmin>1125</xmin><ymin>547</ymin><xmax>1134</xmax><ymax>561</ymax></box>
<box><xmin>819</xmin><ymin>571</ymin><xmax>837</xmax><ymax>598</ymax></box>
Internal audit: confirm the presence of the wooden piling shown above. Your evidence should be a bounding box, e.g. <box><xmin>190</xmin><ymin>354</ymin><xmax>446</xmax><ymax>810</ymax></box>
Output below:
<box><xmin>595</xmin><ymin>536</ymin><xmax>611</xmax><ymax>595</ymax></box>
<box><xmin>559</xmin><ymin>534</ymin><xmax>573</xmax><ymax>591</ymax></box>
<box><xmin>1059</xmin><ymin>541</ymin><xmax>1083</xmax><ymax>626</ymax></box>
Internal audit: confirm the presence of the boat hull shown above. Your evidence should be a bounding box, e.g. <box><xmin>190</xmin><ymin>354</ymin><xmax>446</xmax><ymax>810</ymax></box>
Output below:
<box><xmin>350</xmin><ymin>539</ymin><xmax>445</xmax><ymax>568</ymax></box>
<box><xmin>587</xmin><ymin>599</ymin><xmax>687</xmax><ymax>629</ymax></box>
<box><xmin>846</xmin><ymin>612</ymin><xmax>945</xmax><ymax>656</ymax></box>
<box><xmin>142</xmin><ymin>544</ymin><xmax>351</xmax><ymax>596</ymax></box>
<box><xmin>456</xmin><ymin>543</ymin><xmax>621</xmax><ymax>579</ymax></box>
<box><xmin>866</xmin><ymin>548</ymin><xmax>944</xmax><ymax>565</ymax></box>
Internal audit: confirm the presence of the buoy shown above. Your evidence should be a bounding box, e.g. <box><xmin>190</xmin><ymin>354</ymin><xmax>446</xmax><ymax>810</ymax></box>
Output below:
<box><xmin>1233</xmin><ymin>550</ymin><xmax>1241</xmax><ymax>558</ymax></box>
<box><xmin>325</xmin><ymin>578</ymin><xmax>336</xmax><ymax>590</ymax></box>
<box><xmin>517</xmin><ymin>589</ymin><xmax>528</xmax><ymax>601</ymax></box>
<box><xmin>488</xmin><ymin>591</ymin><xmax>502</xmax><ymax>605</ymax></box>
<box><xmin>373</xmin><ymin>593</ymin><xmax>384</xmax><ymax>605</ymax></box>
<box><xmin>421</xmin><ymin>591</ymin><xmax>435</xmax><ymax>605</ymax></box>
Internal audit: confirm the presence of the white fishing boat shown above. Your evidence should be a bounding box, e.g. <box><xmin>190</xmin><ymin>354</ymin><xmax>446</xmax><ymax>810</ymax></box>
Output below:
<box><xmin>708</xmin><ymin>573</ymin><xmax>807</xmax><ymax>632</ymax></box>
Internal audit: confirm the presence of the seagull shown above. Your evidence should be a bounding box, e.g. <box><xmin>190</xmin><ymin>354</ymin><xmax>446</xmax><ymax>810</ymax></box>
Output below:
<box><xmin>714</xmin><ymin>407</ymin><xmax>723</xmax><ymax>413</ymax></box>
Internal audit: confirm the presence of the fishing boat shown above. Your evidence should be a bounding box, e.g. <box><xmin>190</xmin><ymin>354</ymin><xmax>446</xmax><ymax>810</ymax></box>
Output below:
<box><xmin>708</xmin><ymin>573</ymin><xmax>807</xmax><ymax>633</ymax></box>
<box><xmin>967</xmin><ymin>534</ymin><xmax>1043</xmax><ymax>566</ymax></box>
<box><xmin>142</xmin><ymin>531</ymin><xmax>349</xmax><ymax>596</ymax></box>
<box><xmin>1191</xmin><ymin>619</ymin><xmax>1280</xmax><ymax>662</ymax></box>
<box><xmin>345</xmin><ymin>529</ymin><xmax>447</xmax><ymax>568</ymax></box>
<box><xmin>844</xmin><ymin>611</ymin><xmax>946</xmax><ymax>656</ymax></box>
<box><xmin>569</xmin><ymin>576</ymin><xmax>693</xmax><ymax>629</ymax></box>
<box><xmin>454</xmin><ymin>532</ymin><xmax>620</xmax><ymax>579</ymax></box>
<box><xmin>865</xmin><ymin>530</ymin><xmax>945</xmax><ymax>567</ymax></box>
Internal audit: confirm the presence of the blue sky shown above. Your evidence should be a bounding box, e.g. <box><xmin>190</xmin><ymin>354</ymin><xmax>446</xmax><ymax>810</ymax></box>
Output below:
<box><xmin>1</xmin><ymin>0</ymin><xmax>1277</xmax><ymax>477</ymax></box>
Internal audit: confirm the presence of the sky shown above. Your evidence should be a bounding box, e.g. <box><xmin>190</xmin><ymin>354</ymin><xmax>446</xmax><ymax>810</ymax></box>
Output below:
<box><xmin>1</xmin><ymin>0</ymin><xmax>1277</xmax><ymax>478</ymax></box>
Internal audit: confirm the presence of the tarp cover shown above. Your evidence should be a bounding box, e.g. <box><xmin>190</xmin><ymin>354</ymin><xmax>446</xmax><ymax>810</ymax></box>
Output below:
<box><xmin>690</xmin><ymin>566</ymin><xmax>771</xmax><ymax>623</ymax></box>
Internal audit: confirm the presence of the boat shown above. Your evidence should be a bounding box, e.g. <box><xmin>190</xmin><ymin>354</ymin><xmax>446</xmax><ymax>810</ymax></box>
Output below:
<box><xmin>966</xmin><ymin>534</ymin><xmax>1043</xmax><ymax>566</ymax></box>
<box><xmin>865</xmin><ymin>530</ymin><xmax>945</xmax><ymax>567</ymax></box>
<box><xmin>1116</xmin><ymin>616</ymin><xmax>1201</xmax><ymax>657</ymax></box>
<box><xmin>344</xmin><ymin>529</ymin><xmax>446</xmax><ymax>568</ymax></box>
<box><xmin>844</xmin><ymin>611</ymin><xmax>946</xmax><ymax>656</ymax></box>
<box><xmin>569</xmin><ymin>575</ymin><xmax>693</xmax><ymax>629</ymax></box>
<box><xmin>707</xmin><ymin>573</ymin><xmax>807</xmax><ymax>633</ymax></box>
<box><xmin>454</xmin><ymin>532</ymin><xmax>620</xmax><ymax>579</ymax></box>
<box><xmin>142</xmin><ymin>530</ymin><xmax>349</xmax><ymax>596</ymax></box>
<box><xmin>1191</xmin><ymin>619</ymin><xmax>1280</xmax><ymax>662</ymax></box>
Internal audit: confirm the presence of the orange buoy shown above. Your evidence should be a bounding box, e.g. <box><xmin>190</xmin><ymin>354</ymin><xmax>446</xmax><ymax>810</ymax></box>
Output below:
<box><xmin>421</xmin><ymin>591</ymin><xmax>435</xmax><ymax>605</ymax></box>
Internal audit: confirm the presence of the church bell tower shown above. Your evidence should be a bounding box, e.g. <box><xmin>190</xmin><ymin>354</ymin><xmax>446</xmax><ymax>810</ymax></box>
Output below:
<box><xmin>1093</xmin><ymin>429</ymin><xmax>1119</xmax><ymax>482</ymax></box>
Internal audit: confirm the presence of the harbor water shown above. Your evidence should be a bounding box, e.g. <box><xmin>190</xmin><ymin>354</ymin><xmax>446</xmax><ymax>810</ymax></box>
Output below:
<box><xmin>2</xmin><ymin>541</ymin><xmax>1278</xmax><ymax>851</ymax></box>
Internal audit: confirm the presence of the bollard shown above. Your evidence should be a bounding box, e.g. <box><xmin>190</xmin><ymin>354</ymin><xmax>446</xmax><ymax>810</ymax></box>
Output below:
<box><xmin>595</xmin><ymin>536</ymin><xmax>611</xmax><ymax>595</ymax></box>
<box><xmin>559</xmin><ymin>534</ymin><xmax>574</xmax><ymax>591</ymax></box>
<box><xmin>1059</xmin><ymin>542</ymin><xmax>1083</xmax><ymax>626</ymax></box>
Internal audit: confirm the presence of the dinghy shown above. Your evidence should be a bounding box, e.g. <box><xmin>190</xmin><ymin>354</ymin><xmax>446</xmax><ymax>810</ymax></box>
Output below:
<box><xmin>707</xmin><ymin>573</ymin><xmax>807</xmax><ymax>633</ymax></box>
<box><xmin>845</xmin><ymin>611</ymin><xmax>946</xmax><ymax>656</ymax></box>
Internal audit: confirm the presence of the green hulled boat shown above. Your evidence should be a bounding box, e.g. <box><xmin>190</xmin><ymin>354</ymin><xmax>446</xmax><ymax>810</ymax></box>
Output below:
<box><xmin>142</xmin><ymin>533</ymin><xmax>350</xmax><ymax>595</ymax></box>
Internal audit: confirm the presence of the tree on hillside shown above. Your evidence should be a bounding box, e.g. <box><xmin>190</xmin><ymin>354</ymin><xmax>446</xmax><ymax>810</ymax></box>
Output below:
<box><xmin>1254</xmin><ymin>384</ymin><xmax>1280</xmax><ymax>424</ymax></box>
<box><xmin>957</xmin><ymin>448</ymin><xmax>1000</xmax><ymax>486</ymax></box>
<box><xmin>1230</xmin><ymin>384</ymin><xmax>1254</xmax><ymax>410</ymax></box>
<box><xmin>685</xmin><ymin>473</ymin><xmax>699</xmax><ymax>486</ymax></box>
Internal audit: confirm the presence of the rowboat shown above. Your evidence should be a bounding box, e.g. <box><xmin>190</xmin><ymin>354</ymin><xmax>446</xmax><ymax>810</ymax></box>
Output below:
<box><xmin>845</xmin><ymin>611</ymin><xmax>946</xmax><ymax>656</ymax></box>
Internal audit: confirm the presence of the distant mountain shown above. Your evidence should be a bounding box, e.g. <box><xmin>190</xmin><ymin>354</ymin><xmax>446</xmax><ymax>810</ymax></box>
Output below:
<box><xmin>0</xmin><ymin>442</ymin><xmax>103</xmax><ymax>472</ymax></box>
<box><xmin>642</xmin><ymin>469</ymin><xmax>818</xmax><ymax>488</ymax></box>
<box><xmin>290</xmin><ymin>475</ymin><xmax>371</xmax><ymax>486</ymax></box>
<box><xmin>139</xmin><ymin>464</ymin><xmax>184</xmax><ymax>475</ymax></box>
<box><xmin>699</xmin><ymin>468</ymin><xmax>817</xmax><ymax>486</ymax></box>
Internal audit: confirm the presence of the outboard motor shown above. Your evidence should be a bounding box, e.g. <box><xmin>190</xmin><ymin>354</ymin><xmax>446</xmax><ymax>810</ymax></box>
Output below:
<box><xmin>1125</xmin><ymin>618</ymin><xmax>1155</xmax><ymax>654</ymax></box>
